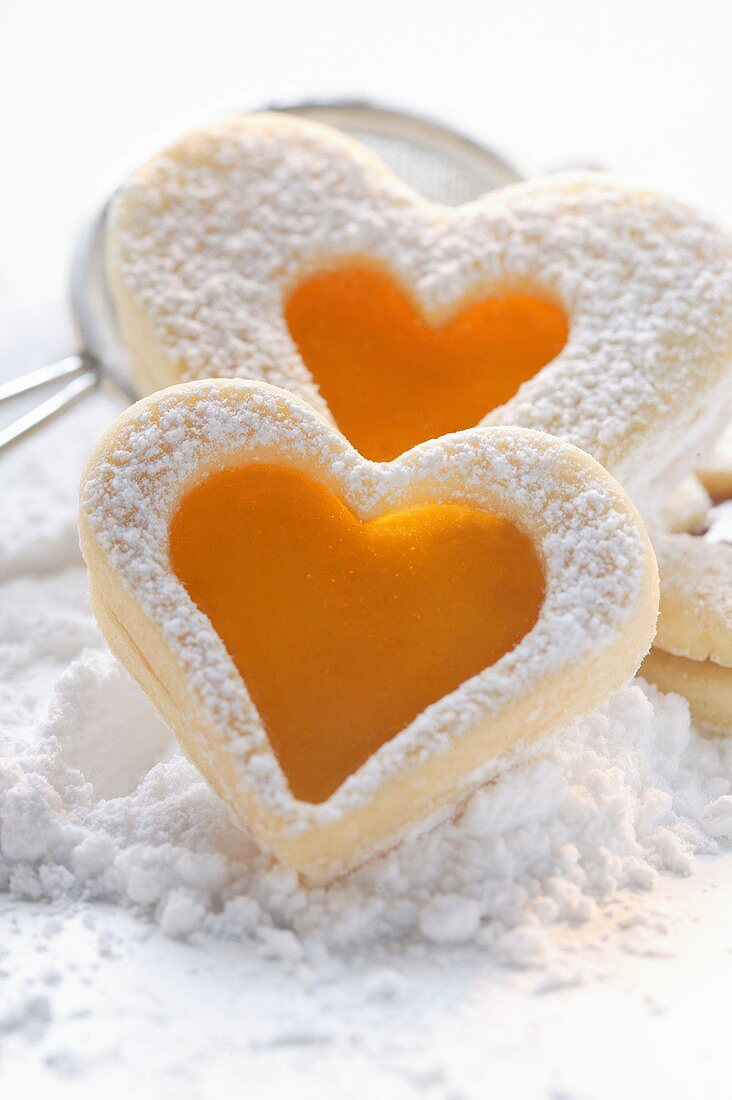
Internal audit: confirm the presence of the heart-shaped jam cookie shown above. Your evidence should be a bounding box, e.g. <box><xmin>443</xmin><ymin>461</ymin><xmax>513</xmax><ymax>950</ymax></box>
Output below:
<box><xmin>107</xmin><ymin>113</ymin><xmax>732</xmax><ymax>516</ymax></box>
<box><xmin>80</xmin><ymin>380</ymin><xmax>658</xmax><ymax>881</ymax></box>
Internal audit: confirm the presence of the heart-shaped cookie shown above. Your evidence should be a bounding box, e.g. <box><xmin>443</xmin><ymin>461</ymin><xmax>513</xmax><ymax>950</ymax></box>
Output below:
<box><xmin>107</xmin><ymin>113</ymin><xmax>732</xmax><ymax>516</ymax></box>
<box><xmin>79</xmin><ymin>380</ymin><xmax>658</xmax><ymax>880</ymax></box>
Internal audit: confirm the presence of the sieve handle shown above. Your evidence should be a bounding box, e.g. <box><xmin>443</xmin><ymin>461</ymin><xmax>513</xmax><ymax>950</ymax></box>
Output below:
<box><xmin>0</xmin><ymin>354</ymin><xmax>99</xmax><ymax>452</ymax></box>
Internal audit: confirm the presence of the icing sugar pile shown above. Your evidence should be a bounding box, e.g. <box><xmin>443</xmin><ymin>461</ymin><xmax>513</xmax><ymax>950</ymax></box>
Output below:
<box><xmin>3</xmin><ymin>643</ymin><xmax>732</xmax><ymax>965</ymax></box>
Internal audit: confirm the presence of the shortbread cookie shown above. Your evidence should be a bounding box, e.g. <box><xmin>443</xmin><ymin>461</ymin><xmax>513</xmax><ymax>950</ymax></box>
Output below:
<box><xmin>643</xmin><ymin>440</ymin><xmax>732</xmax><ymax>732</ymax></box>
<box><xmin>107</xmin><ymin>113</ymin><xmax>732</xmax><ymax>518</ymax></box>
<box><xmin>641</xmin><ymin>648</ymin><xmax>732</xmax><ymax>735</ymax></box>
<box><xmin>658</xmin><ymin>476</ymin><xmax>711</xmax><ymax>535</ymax></box>
<box><xmin>653</xmin><ymin>529</ymin><xmax>732</xmax><ymax>667</ymax></box>
<box><xmin>79</xmin><ymin>380</ymin><xmax>658</xmax><ymax>881</ymax></box>
<box><xmin>697</xmin><ymin>421</ymin><xmax>732</xmax><ymax>501</ymax></box>
<box><xmin>653</xmin><ymin>430</ymin><xmax>732</xmax><ymax>671</ymax></box>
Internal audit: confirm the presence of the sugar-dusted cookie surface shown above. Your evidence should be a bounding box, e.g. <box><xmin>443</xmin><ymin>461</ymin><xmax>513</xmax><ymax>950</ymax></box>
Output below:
<box><xmin>79</xmin><ymin>380</ymin><xmax>658</xmax><ymax>881</ymax></box>
<box><xmin>107</xmin><ymin>113</ymin><xmax>732</xmax><ymax>517</ymax></box>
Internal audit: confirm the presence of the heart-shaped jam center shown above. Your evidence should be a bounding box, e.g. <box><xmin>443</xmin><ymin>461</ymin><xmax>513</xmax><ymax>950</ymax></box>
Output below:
<box><xmin>285</xmin><ymin>265</ymin><xmax>568</xmax><ymax>462</ymax></box>
<box><xmin>170</xmin><ymin>464</ymin><xmax>545</xmax><ymax>802</ymax></box>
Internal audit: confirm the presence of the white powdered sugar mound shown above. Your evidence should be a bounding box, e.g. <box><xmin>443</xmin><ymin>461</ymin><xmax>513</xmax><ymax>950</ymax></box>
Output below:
<box><xmin>2</xmin><ymin>636</ymin><xmax>731</xmax><ymax>968</ymax></box>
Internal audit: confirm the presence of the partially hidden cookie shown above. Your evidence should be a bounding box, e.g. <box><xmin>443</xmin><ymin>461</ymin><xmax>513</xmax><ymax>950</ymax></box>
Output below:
<box><xmin>641</xmin><ymin>649</ymin><xmax>732</xmax><ymax>736</ymax></box>
<box><xmin>658</xmin><ymin>476</ymin><xmax>711</xmax><ymax>535</ymax></box>
<box><xmin>697</xmin><ymin>421</ymin><xmax>732</xmax><ymax>503</ymax></box>
<box><xmin>79</xmin><ymin>380</ymin><xmax>658</xmax><ymax>881</ymax></box>
<box><xmin>106</xmin><ymin>113</ymin><xmax>732</xmax><ymax>520</ymax></box>
<box><xmin>653</xmin><ymin>528</ymin><xmax>732</xmax><ymax>667</ymax></box>
<box><xmin>642</xmin><ymin>434</ymin><xmax>732</xmax><ymax>733</ymax></box>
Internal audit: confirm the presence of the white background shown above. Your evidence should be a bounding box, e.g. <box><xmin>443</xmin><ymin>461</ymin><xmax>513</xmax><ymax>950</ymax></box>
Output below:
<box><xmin>2</xmin><ymin>0</ymin><xmax>732</xmax><ymax>379</ymax></box>
<box><xmin>1</xmin><ymin>2</ymin><xmax>732</xmax><ymax>1097</ymax></box>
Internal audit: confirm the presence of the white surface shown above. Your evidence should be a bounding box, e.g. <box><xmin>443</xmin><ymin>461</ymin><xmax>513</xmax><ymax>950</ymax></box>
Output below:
<box><xmin>2</xmin><ymin>2</ymin><xmax>732</xmax><ymax>1097</ymax></box>
<box><xmin>4</xmin><ymin>853</ymin><xmax>732</xmax><ymax>1099</ymax></box>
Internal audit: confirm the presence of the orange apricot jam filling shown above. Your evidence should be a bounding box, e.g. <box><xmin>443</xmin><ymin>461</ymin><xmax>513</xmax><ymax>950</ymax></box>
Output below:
<box><xmin>285</xmin><ymin>264</ymin><xmax>568</xmax><ymax>462</ymax></box>
<box><xmin>170</xmin><ymin>464</ymin><xmax>545</xmax><ymax>803</ymax></box>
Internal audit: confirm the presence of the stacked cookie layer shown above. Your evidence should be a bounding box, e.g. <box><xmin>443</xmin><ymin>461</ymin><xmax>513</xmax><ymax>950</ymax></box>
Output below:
<box><xmin>644</xmin><ymin>425</ymin><xmax>732</xmax><ymax>733</ymax></box>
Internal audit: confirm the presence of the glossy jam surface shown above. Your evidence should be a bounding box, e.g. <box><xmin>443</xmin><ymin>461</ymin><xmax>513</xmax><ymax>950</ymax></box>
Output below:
<box><xmin>170</xmin><ymin>464</ymin><xmax>545</xmax><ymax>803</ymax></box>
<box><xmin>286</xmin><ymin>265</ymin><xmax>568</xmax><ymax>461</ymax></box>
